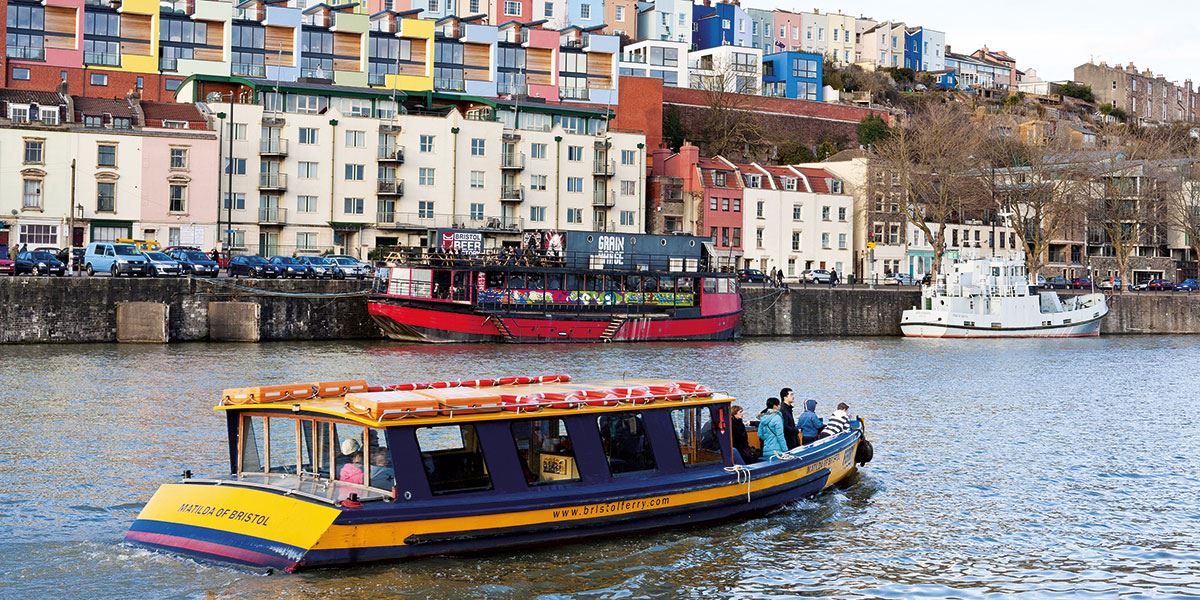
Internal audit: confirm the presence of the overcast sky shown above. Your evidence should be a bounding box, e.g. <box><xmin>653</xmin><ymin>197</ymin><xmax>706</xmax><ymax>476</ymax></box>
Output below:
<box><xmin>743</xmin><ymin>0</ymin><xmax>1200</xmax><ymax>85</ymax></box>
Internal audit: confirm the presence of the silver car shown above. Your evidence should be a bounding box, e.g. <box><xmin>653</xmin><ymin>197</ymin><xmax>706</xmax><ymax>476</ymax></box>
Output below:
<box><xmin>142</xmin><ymin>251</ymin><xmax>183</xmax><ymax>277</ymax></box>
<box><xmin>328</xmin><ymin>257</ymin><xmax>372</xmax><ymax>279</ymax></box>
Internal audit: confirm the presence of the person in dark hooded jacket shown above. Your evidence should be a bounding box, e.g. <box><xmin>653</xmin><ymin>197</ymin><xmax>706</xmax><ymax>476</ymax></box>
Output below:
<box><xmin>779</xmin><ymin>388</ymin><xmax>800</xmax><ymax>449</ymax></box>
<box><xmin>797</xmin><ymin>399</ymin><xmax>824</xmax><ymax>445</ymax></box>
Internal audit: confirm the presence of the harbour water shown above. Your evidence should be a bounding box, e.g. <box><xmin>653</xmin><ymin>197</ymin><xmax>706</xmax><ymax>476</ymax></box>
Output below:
<box><xmin>1</xmin><ymin>337</ymin><xmax>1197</xmax><ymax>598</ymax></box>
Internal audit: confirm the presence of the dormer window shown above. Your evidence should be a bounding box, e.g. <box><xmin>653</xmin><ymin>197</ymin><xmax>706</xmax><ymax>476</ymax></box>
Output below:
<box><xmin>743</xmin><ymin>174</ymin><xmax>760</xmax><ymax>188</ymax></box>
<box><xmin>8</xmin><ymin>105</ymin><xmax>30</xmax><ymax>123</ymax></box>
<box><xmin>782</xmin><ymin>177</ymin><xmax>797</xmax><ymax>191</ymax></box>
<box><xmin>112</xmin><ymin>117</ymin><xmax>132</xmax><ymax>129</ymax></box>
<box><xmin>39</xmin><ymin>108</ymin><xmax>59</xmax><ymax>125</ymax></box>
<box><xmin>713</xmin><ymin>172</ymin><xmax>726</xmax><ymax>186</ymax></box>
<box><xmin>830</xmin><ymin>179</ymin><xmax>843</xmax><ymax>194</ymax></box>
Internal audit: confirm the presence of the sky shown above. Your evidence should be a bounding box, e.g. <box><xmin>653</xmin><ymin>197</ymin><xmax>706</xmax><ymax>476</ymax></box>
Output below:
<box><xmin>743</xmin><ymin>0</ymin><xmax>1200</xmax><ymax>85</ymax></box>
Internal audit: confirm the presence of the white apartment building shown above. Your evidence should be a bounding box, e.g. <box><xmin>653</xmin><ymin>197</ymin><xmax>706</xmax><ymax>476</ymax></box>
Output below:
<box><xmin>200</xmin><ymin>89</ymin><xmax>645</xmax><ymax>258</ymax></box>
<box><xmin>688</xmin><ymin>45</ymin><xmax>764</xmax><ymax>94</ymax></box>
<box><xmin>618</xmin><ymin>40</ymin><xmax>690</xmax><ymax>88</ymax></box>
<box><xmin>857</xmin><ymin>21</ymin><xmax>905</xmax><ymax>70</ymax></box>
<box><xmin>737</xmin><ymin>163</ymin><xmax>853</xmax><ymax>279</ymax></box>
<box><xmin>636</xmin><ymin>0</ymin><xmax>692</xmax><ymax>44</ymax></box>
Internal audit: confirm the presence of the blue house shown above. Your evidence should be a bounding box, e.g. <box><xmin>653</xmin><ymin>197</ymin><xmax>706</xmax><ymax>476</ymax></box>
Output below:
<box><xmin>691</xmin><ymin>1</ymin><xmax>748</xmax><ymax>50</ymax></box>
<box><xmin>761</xmin><ymin>51</ymin><xmax>824</xmax><ymax>101</ymax></box>
<box><xmin>904</xmin><ymin>28</ymin><xmax>922</xmax><ymax>71</ymax></box>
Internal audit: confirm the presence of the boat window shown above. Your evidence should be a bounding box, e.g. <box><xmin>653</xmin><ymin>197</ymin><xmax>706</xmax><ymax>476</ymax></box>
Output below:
<box><xmin>604</xmin><ymin>275</ymin><xmax>621</xmax><ymax>292</ymax></box>
<box><xmin>335</xmin><ymin>423</ymin><xmax>367</xmax><ymax>485</ymax></box>
<box><xmin>677</xmin><ymin>278</ymin><xmax>694</xmax><ymax>293</ymax></box>
<box><xmin>268</xmin><ymin>417</ymin><xmax>300</xmax><ymax>474</ymax></box>
<box><xmin>547</xmin><ymin>273</ymin><xmax>564</xmax><ymax>291</ymax></box>
<box><xmin>509</xmin><ymin>273</ymin><xmax>526</xmax><ymax>288</ymax></box>
<box><xmin>670</xmin><ymin>407</ymin><xmax>724</xmax><ymax>467</ymax></box>
<box><xmin>512</xmin><ymin>418</ymin><xmax>580</xmax><ymax>485</ymax></box>
<box><xmin>366</xmin><ymin>429</ymin><xmax>395</xmax><ymax>490</ymax></box>
<box><xmin>303</xmin><ymin>421</ymin><xmax>335</xmax><ymax>479</ymax></box>
<box><xmin>416</xmin><ymin>425</ymin><xmax>493</xmax><ymax>495</ymax></box>
<box><xmin>583</xmin><ymin>274</ymin><xmax>602</xmax><ymax>291</ymax></box>
<box><xmin>597</xmin><ymin>413</ymin><xmax>657</xmax><ymax>476</ymax></box>
<box><xmin>528</xmin><ymin>273</ymin><xmax>545</xmax><ymax>291</ymax></box>
<box><xmin>703</xmin><ymin>278</ymin><xmax>718</xmax><ymax>293</ymax></box>
<box><xmin>240</xmin><ymin>415</ymin><xmax>265</xmax><ymax>473</ymax></box>
<box><xmin>643</xmin><ymin>276</ymin><xmax>661</xmax><ymax>293</ymax></box>
<box><xmin>485</xmin><ymin>271</ymin><xmax>505</xmax><ymax>288</ymax></box>
<box><xmin>565</xmin><ymin>274</ymin><xmax>581</xmax><ymax>290</ymax></box>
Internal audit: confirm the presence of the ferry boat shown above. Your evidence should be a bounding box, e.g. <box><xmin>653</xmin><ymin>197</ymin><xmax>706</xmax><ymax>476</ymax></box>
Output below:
<box><xmin>367</xmin><ymin>230</ymin><xmax>741</xmax><ymax>343</ymax></box>
<box><xmin>900</xmin><ymin>254</ymin><xmax>1108</xmax><ymax>338</ymax></box>
<box><xmin>125</xmin><ymin>376</ymin><xmax>871</xmax><ymax>571</ymax></box>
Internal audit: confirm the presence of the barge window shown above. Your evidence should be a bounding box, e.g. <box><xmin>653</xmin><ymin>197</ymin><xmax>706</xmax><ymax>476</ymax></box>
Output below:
<box><xmin>670</xmin><ymin>407</ymin><xmax>723</xmax><ymax>467</ymax></box>
<box><xmin>416</xmin><ymin>425</ymin><xmax>493</xmax><ymax>495</ymax></box>
<box><xmin>703</xmin><ymin>278</ymin><xmax>718</xmax><ymax>293</ymax></box>
<box><xmin>511</xmin><ymin>418</ymin><xmax>580</xmax><ymax>485</ymax></box>
<box><xmin>303</xmin><ymin>421</ymin><xmax>335</xmax><ymax>479</ymax></box>
<box><xmin>334</xmin><ymin>423</ymin><xmax>367</xmax><ymax>485</ymax></box>
<box><xmin>367</xmin><ymin>430</ymin><xmax>395</xmax><ymax>490</ymax></box>
<box><xmin>597</xmin><ymin>413</ymin><xmax>657</xmax><ymax>475</ymax></box>
<box><xmin>240</xmin><ymin>415</ymin><xmax>265</xmax><ymax>473</ymax></box>
<box><xmin>268</xmin><ymin>417</ymin><xmax>300</xmax><ymax>474</ymax></box>
<box><xmin>485</xmin><ymin>271</ymin><xmax>505</xmax><ymax>288</ymax></box>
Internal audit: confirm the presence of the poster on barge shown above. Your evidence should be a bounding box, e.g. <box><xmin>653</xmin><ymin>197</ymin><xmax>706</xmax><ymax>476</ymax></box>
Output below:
<box><xmin>562</xmin><ymin>232</ymin><xmax>704</xmax><ymax>271</ymax></box>
<box><xmin>439</xmin><ymin>230</ymin><xmax>484</xmax><ymax>255</ymax></box>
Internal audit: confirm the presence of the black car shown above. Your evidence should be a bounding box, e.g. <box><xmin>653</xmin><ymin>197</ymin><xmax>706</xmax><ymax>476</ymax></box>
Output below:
<box><xmin>269</xmin><ymin>256</ymin><xmax>314</xmax><ymax>278</ymax></box>
<box><xmin>228</xmin><ymin>255</ymin><xmax>282</xmax><ymax>278</ymax></box>
<box><xmin>737</xmin><ymin>269</ymin><xmax>767</xmax><ymax>283</ymax></box>
<box><xmin>167</xmin><ymin>249</ymin><xmax>220</xmax><ymax>277</ymax></box>
<box><xmin>14</xmin><ymin>251</ymin><xmax>66</xmax><ymax>276</ymax></box>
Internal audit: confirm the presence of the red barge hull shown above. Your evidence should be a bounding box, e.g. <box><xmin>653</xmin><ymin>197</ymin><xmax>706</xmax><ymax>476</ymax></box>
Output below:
<box><xmin>368</xmin><ymin>299</ymin><xmax>740</xmax><ymax>343</ymax></box>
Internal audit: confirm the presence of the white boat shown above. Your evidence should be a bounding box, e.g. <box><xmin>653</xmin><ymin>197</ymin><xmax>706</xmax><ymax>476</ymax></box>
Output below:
<box><xmin>900</xmin><ymin>254</ymin><xmax>1108</xmax><ymax>338</ymax></box>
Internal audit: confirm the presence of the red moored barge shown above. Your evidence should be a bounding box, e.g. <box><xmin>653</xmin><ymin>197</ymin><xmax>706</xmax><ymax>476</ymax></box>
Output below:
<box><xmin>368</xmin><ymin>231</ymin><xmax>741</xmax><ymax>343</ymax></box>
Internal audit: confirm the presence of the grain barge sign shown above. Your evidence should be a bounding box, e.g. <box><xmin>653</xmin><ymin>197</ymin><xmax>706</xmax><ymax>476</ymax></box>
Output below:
<box><xmin>562</xmin><ymin>232</ymin><xmax>706</xmax><ymax>271</ymax></box>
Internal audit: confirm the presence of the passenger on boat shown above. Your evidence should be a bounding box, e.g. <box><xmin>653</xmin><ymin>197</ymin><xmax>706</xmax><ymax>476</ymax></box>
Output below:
<box><xmin>757</xmin><ymin>398</ymin><xmax>788</xmax><ymax>458</ymax></box>
<box><xmin>779</xmin><ymin>388</ymin><xmax>800</xmax><ymax>450</ymax></box>
<box><xmin>369</xmin><ymin>450</ymin><xmax>395</xmax><ymax>490</ymax></box>
<box><xmin>820</xmin><ymin>403</ymin><xmax>852</xmax><ymax>438</ymax></box>
<box><xmin>339</xmin><ymin>438</ymin><xmax>365</xmax><ymax>485</ymax></box>
<box><xmin>797</xmin><ymin>399</ymin><xmax>824</xmax><ymax>445</ymax></box>
<box><xmin>730</xmin><ymin>405</ymin><xmax>755</xmax><ymax>463</ymax></box>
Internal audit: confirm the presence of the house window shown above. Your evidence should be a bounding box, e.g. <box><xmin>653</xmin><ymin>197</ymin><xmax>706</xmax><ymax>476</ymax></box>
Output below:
<box><xmin>530</xmin><ymin>174</ymin><xmax>548</xmax><ymax>190</ymax></box>
<box><xmin>294</xmin><ymin>232</ymin><xmax>316</xmax><ymax>250</ymax></box>
<box><xmin>22</xmin><ymin>177</ymin><xmax>43</xmax><ymax>208</ymax></box>
<box><xmin>580</xmin><ymin>3</ymin><xmax>591</xmax><ymax>19</ymax></box>
<box><xmin>97</xmin><ymin>144</ymin><xmax>117</xmax><ymax>167</ymax></box>
<box><xmin>223</xmin><ymin>192</ymin><xmax>246</xmax><ymax>210</ymax></box>
<box><xmin>566</xmin><ymin>207</ymin><xmax>583</xmax><ymax>223</ymax></box>
<box><xmin>531</xmin><ymin>143</ymin><xmax>547</xmax><ymax>159</ymax></box>
<box><xmin>620</xmin><ymin>210</ymin><xmax>635</xmax><ymax>225</ymax></box>
<box><xmin>18</xmin><ymin>224</ymin><xmax>56</xmax><ymax>245</ymax></box>
<box><xmin>419</xmin><ymin>167</ymin><xmax>435</xmax><ymax>186</ymax></box>
<box><xmin>344</xmin><ymin>164</ymin><xmax>365</xmax><ymax>181</ymax></box>
<box><xmin>90</xmin><ymin>73</ymin><xmax>108</xmax><ymax>86</ymax></box>
<box><xmin>709</xmin><ymin>197</ymin><xmax>718</xmax><ymax>211</ymax></box>
<box><xmin>615</xmin><ymin>5</ymin><xmax>624</xmax><ymax>20</ymax></box>
<box><xmin>297</xmin><ymin>195</ymin><xmax>317</xmax><ymax>213</ymax></box>
<box><xmin>469</xmin><ymin>202</ymin><xmax>484</xmax><ymax>220</ymax></box>
<box><xmin>170</xmin><ymin>148</ymin><xmax>188</xmax><ymax>169</ymax></box>
<box><xmin>343</xmin><ymin>197</ymin><xmax>365</xmax><ymax>214</ymax></box>
<box><xmin>566</xmin><ymin>177</ymin><xmax>584</xmax><ymax>193</ymax></box>
<box><xmin>714</xmin><ymin>172</ymin><xmax>726</xmax><ymax>186</ymax></box>
<box><xmin>838</xmin><ymin>233</ymin><xmax>847</xmax><ymax>250</ymax></box>
<box><xmin>620</xmin><ymin>149</ymin><xmax>636</xmax><ymax>165</ymax></box>
<box><xmin>298</xmin><ymin>127</ymin><xmax>318</xmax><ymax>145</ymax></box>
<box><xmin>169</xmin><ymin>184</ymin><xmax>187</xmax><ymax>213</ymax></box>
<box><xmin>345</xmin><ymin>130</ymin><xmax>365</xmax><ymax>148</ymax></box>
<box><xmin>732</xmin><ymin>227</ymin><xmax>741</xmax><ymax>247</ymax></box>
<box><xmin>821</xmin><ymin>232</ymin><xmax>830</xmax><ymax>249</ymax></box>
<box><xmin>733</xmin><ymin>199</ymin><xmax>741</xmax><ymax>212</ymax></box>
<box><xmin>165</xmin><ymin>79</ymin><xmax>182</xmax><ymax>91</ymax></box>
<box><xmin>298</xmin><ymin>161</ymin><xmax>319</xmax><ymax>179</ymax></box>
<box><xmin>620</xmin><ymin>180</ymin><xmax>636</xmax><ymax>196</ymax></box>
<box><xmin>24</xmin><ymin>140</ymin><xmax>44</xmax><ymax>164</ymax></box>
<box><xmin>529</xmin><ymin>206</ymin><xmax>546</xmax><ymax>222</ymax></box>
<box><xmin>792</xmin><ymin>204</ymin><xmax>802</xmax><ymax>221</ymax></box>
<box><xmin>470</xmin><ymin>170</ymin><xmax>485</xmax><ymax>189</ymax></box>
<box><xmin>567</xmin><ymin>146</ymin><xmax>583</xmax><ymax>161</ymax></box>
<box><xmin>94</xmin><ymin>182</ymin><xmax>115</xmax><ymax>212</ymax></box>
<box><xmin>420</xmin><ymin>134</ymin><xmax>435</xmax><ymax>153</ymax></box>
<box><xmin>12</xmin><ymin>68</ymin><xmax>30</xmax><ymax>81</ymax></box>
<box><xmin>838</xmin><ymin>207</ymin><xmax>847</xmax><ymax>221</ymax></box>
<box><xmin>791</xmin><ymin>231</ymin><xmax>801</xmax><ymax>251</ymax></box>
<box><xmin>224</xmin><ymin>158</ymin><xmax>247</xmax><ymax>175</ymax></box>
<box><xmin>544</xmin><ymin>1</ymin><xmax>552</xmax><ymax>16</ymax></box>
<box><xmin>821</xmin><ymin>206</ymin><xmax>831</xmax><ymax>221</ymax></box>
<box><xmin>721</xmin><ymin>198</ymin><xmax>730</xmax><ymax>211</ymax></box>
<box><xmin>418</xmin><ymin>200</ymin><xmax>434</xmax><ymax>218</ymax></box>
<box><xmin>471</xmin><ymin>138</ymin><xmax>486</xmax><ymax>156</ymax></box>
<box><xmin>504</xmin><ymin>0</ymin><xmax>520</xmax><ymax>15</ymax></box>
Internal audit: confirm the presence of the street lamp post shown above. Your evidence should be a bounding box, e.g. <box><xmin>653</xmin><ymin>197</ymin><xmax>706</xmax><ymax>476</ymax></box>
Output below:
<box><xmin>215</xmin><ymin>90</ymin><xmax>236</xmax><ymax>260</ymax></box>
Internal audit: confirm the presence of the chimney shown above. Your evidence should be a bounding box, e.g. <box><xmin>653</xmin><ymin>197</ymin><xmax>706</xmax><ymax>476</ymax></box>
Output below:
<box><xmin>679</xmin><ymin>141</ymin><xmax>700</xmax><ymax>167</ymax></box>
<box><xmin>651</xmin><ymin>146</ymin><xmax>671</xmax><ymax>175</ymax></box>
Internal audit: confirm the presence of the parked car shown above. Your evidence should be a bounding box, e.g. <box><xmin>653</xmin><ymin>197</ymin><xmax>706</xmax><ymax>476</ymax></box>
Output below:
<box><xmin>142</xmin><ymin>251</ymin><xmax>183</xmax><ymax>277</ymax></box>
<box><xmin>227</xmin><ymin>255</ymin><xmax>282</xmax><ymax>278</ymax></box>
<box><xmin>1175</xmin><ymin>278</ymin><xmax>1200</xmax><ymax>291</ymax></box>
<box><xmin>327</xmin><ymin>257</ymin><xmax>374</xmax><ymax>279</ymax></box>
<box><xmin>892</xmin><ymin>273</ymin><xmax>917</xmax><ymax>286</ymax></box>
<box><xmin>1043</xmin><ymin>276</ymin><xmax>1072</xmax><ymax>289</ymax></box>
<box><xmin>1146</xmin><ymin>279</ymin><xmax>1176</xmax><ymax>291</ymax></box>
<box><xmin>115</xmin><ymin>238</ymin><xmax>162</xmax><ymax>252</ymax></box>
<box><xmin>1097</xmin><ymin>277</ymin><xmax>1122</xmax><ymax>291</ymax></box>
<box><xmin>0</xmin><ymin>255</ymin><xmax>12</xmax><ymax>276</ymax></box>
<box><xmin>737</xmin><ymin>269</ymin><xmax>767</xmax><ymax>284</ymax></box>
<box><xmin>1070</xmin><ymin>277</ymin><xmax>1093</xmax><ymax>289</ymax></box>
<box><xmin>298</xmin><ymin>256</ymin><xmax>344</xmax><ymax>279</ymax></box>
<box><xmin>270</xmin><ymin>256</ymin><xmax>313</xmax><ymax>278</ymax></box>
<box><xmin>14</xmin><ymin>251</ymin><xmax>66</xmax><ymax>276</ymax></box>
<box><xmin>83</xmin><ymin>242</ymin><xmax>150</xmax><ymax>277</ymax></box>
<box><xmin>802</xmin><ymin>269</ymin><xmax>832</xmax><ymax>284</ymax></box>
<box><xmin>166</xmin><ymin>248</ymin><xmax>220</xmax><ymax>277</ymax></box>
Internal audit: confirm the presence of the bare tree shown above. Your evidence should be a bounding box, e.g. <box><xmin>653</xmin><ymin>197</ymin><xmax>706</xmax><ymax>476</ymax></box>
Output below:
<box><xmin>872</xmin><ymin>101</ymin><xmax>987</xmax><ymax>277</ymax></box>
<box><xmin>690</xmin><ymin>55</ymin><xmax>768</xmax><ymax>159</ymax></box>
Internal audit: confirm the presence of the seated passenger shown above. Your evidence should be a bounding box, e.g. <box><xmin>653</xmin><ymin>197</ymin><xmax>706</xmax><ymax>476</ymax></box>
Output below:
<box><xmin>730</xmin><ymin>405</ymin><xmax>756</xmax><ymax>463</ymax></box>
<box><xmin>757</xmin><ymin>398</ymin><xmax>788</xmax><ymax>458</ymax></box>
<box><xmin>369</xmin><ymin>450</ymin><xmax>395</xmax><ymax>490</ymax></box>
<box><xmin>820</xmin><ymin>402</ymin><xmax>852</xmax><ymax>438</ymax></box>
<box><xmin>797</xmin><ymin>399</ymin><xmax>825</xmax><ymax>445</ymax></box>
<box><xmin>339</xmin><ymin>438</ymin><xmax>364</xmax><ymax>484</ymax></box>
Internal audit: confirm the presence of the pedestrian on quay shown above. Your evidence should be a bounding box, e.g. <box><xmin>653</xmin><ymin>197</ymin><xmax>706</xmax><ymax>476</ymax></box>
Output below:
<box><xmin>779</xmin><ymin>387</ymin><xmax>800</xmax><ymax>449</ymax></box>
<box><xmin>820</xmin><ymin>402</ymin><xmax>852</xmax><ymax>438</ymax></box>
<box><xmin>797</xmin><ymin>399</ymin><xmax>824</xmax><ymax>445</ymax></box>
<box><xmin>830</xmin><ymin>269</ymin><xmax>839</xmax><ymax>288</ymax></box>
<box><xmin>730</xmin><ymin>405</ymin><xmax>755</xmax><ymax>463</ymax></box>
<box><xmin>210</xmin><ymin>248</ymin><xmax>220</xmax><ymax>264</ymax></box>
<box><xmin>757</xmin><ymin>398</ymin><xmax>787</xmax><ymax>458</ymax></box>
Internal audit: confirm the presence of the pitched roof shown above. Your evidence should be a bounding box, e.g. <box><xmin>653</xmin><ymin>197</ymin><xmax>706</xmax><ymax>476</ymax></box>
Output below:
<box><xmin>0</xmin><ymin>89</ymin><xmax>66</xmax><ymax>106</ymax></box>
<box><xmin>73</xmin><ymin>96</ymin><xmax>136</xmax><ymax>119</ymax></box>
<box><xmin>139</xmin><ymin>100</ymin><xmax>205</xmax><ymax>123</ymax></box>
<box><xmin>793</xmin><ymin>167</ymin><xmax>839</xmax><ymax>193</ymax></box>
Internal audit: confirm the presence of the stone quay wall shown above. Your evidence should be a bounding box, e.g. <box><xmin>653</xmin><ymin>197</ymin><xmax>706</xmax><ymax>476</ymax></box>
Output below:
<box><xmin>0</xmin><ymin>278</ymin><xmax>1198</xmax><ymax>343</ymax></box>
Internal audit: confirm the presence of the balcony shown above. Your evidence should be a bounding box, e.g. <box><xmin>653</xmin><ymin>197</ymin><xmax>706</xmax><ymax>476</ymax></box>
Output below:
<box><xmin>159</xmin><ymin>0</ymin><xmax>194</xmax><ymax>14</ymax></box>
<box><xmin>259</xmin><ymin>139</ymin><xmax>288</xmax><ymax>156</ymax></box>
<box><xmin>376</xmin><ymin>212</ymin><xmax>524</xmax><ymax>231</ymax></box>
<box><xmin>435</xmin><ymin>78</ymin><xmax>466</xmax><ymax>92</ymax></box>
<box><xmin>300</xmin><ymin>67</ymin><xmax>333</xmax><ymax>81</ymax></box>
<box><xmin>593</xmin><ymin>189</ymin><xmax>616</xmax><ymax>207</ymax></box>
<box><xmin>377</xmin><ymin>145</ymin><xmax>405</xmax><ymax>162</ymax></box>
<box><xmin>501</xmin><ymin>152</ymin><xmax>525</xmax><ymax>169</ymax></box>
<box><xmin>158</xmin><ymin>56</ymin><xmax>178</xmax><ymax>71</ymax></box>
<box><xmin>593</xmin><ymin>158</ymin><xmax>616</xmax><ymax>176</ymax></box>
<box><xmin>500</xmin><ymin>185</ymin><xmax>525</xmax><ymax>202</ymax></box>
<box><xmin>621</xmin><ymin>53</ymin><xmax>647</xmax><ymax>64</ymax></box>
<box><xmin>379</xmin><ymin>122</ymin><xmax>402</xmax><ymax>133</ymax></box>
<box><xmin>377</xmin><ymin>178</ymin><xmax>405</xmax><ymax>196</ymax></box>
<box><xmin>7</xmin><ymin>46</ymin><xmax>45</xmax><ymax>61</ymax></box>
<box><xmin>233</xmin><ymin>63</ymin><xmax>266</xmax><ymax>78</ymax></box>
<box><xmin>258</xmin><ymin>173</ymin><xmax>287</xmax><ymax>190</ymax></box>
<box><xmin>258</xmin><ymin>207</ymin><xmax>287</xmax><ymax>225</ymax></box>
<box><xmin>84</xmin><ymin>52</ymin><xmax>121</xmax><ymax>67</ymax></box>
<box><xmin>559</xmin><ymin>86</ymin><xmax>590</xmax><ymax>101</ymax></box>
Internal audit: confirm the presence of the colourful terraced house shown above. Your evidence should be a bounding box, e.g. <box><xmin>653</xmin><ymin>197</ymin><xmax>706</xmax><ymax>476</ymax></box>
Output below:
<box><xmin>0</xmin><ymin>0</ymin><xmax>620</xmax><ymax>105</ymax></box>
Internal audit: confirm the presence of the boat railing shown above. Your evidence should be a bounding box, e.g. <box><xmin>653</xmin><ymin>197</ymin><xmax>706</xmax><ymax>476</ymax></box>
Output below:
<box><xmin>381</xmin><ymin>247</ymin><xmax>719</xmax><ymax>274</ymax></box>
<box><xmin>476</xmin><ymin>300</ymin><xmax>686</xmax><ymax>314</ymax></box>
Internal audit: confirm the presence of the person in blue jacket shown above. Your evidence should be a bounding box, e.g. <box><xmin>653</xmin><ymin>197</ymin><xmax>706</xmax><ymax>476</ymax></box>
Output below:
<box><xmin>757</xmin><ymin>398</ymin><xmax>788</xmax><ymax>458</ymax></box>
<box><xmin>797</xmin><ymin>399</ymin><xmax>824</xmax><ymax>445</ymax></box>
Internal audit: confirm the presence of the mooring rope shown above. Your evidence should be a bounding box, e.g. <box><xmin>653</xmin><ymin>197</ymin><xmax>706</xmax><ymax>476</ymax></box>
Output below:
<box><xmin>724</xmin><ymin>464</ymin><xmax>753</xmax><ymax>502</ymax></box>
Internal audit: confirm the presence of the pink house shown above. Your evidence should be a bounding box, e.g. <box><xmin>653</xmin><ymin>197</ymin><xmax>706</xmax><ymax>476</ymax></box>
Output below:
<box><xmin>137</xmin><ymin>102</ymin><xmax>220</xmax><ymax>248</ymax></box>
<box><xmin>772</xmin><ymin>10</ymin><xmax>803</xmax><ymax>52</ymax></box>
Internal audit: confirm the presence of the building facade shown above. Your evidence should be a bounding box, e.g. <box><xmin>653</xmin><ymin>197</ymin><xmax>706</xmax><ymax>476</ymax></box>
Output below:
<box><xmin>903</xmin><ymin>26</ymin><xmax>945</xmax><ymax>73</ymax></box>
<box><xmin>690</xmin><ymin>0</ymin><xmax>749</xmax><ymax>51</ymax></box>
<box><xmin>1074</xmin><ymin>61</ymin><xmax>1199</xmax><ymax>125</ymax></box>
<box><xmin>635</xmin><ymin>0</ymin><xmax>692</xmax><ymax>45</ymax></box>
<box><xmin>761</xmin><ymin>51</ymin><xmax>823</xmax><ymax>101</ymax></box>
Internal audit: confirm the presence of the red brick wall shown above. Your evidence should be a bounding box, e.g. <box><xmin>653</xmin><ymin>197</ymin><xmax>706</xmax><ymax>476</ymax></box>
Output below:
<box><xmin>4</xmin><ymin>64</ymin><xmax>182</xmax><ymax>102</ymax></box>
<box><xmin>662</xmin><ymin>86</ymin><xmax>894</xmax><ymax>124</ymax></box>
<box><xmin>613</xmin><ymin>75</ymin><xmax>664</xmax><ymax>152</ymax></box>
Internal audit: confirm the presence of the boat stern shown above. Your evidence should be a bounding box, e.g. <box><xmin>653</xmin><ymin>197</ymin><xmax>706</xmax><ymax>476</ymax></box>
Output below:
<box><xmin>125</xmin><ymin>483</ymin><xmax>342</xmax><ymax>572</ymax></box>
